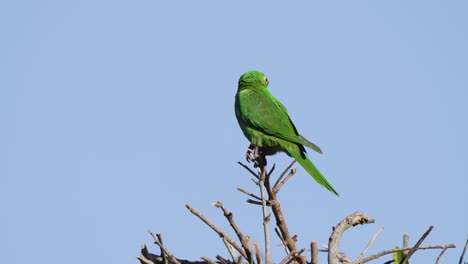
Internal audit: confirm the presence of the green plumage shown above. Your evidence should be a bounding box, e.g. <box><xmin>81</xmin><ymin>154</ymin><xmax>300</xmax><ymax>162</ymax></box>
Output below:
<box><xmin>234</xmin><ymin>70</ymin><xmax>339</xmax><ymax>196</ymax></box>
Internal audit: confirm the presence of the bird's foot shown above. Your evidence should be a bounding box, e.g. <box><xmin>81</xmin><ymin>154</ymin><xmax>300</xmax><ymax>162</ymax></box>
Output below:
<box><xmin>245</xmin><ymin>144</ymin><xmax>267</xmax><ymax>168</ymax></box>
<box><xmin>245</xmin><ymin>144</ymin><xmax>256</xmax><ymax>163</ymax></box>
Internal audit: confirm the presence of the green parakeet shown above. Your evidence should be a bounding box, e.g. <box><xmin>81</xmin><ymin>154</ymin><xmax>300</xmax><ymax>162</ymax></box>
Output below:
<box><xmin>234</xmin><ymin>70</ymin><xmax>339</xmax><ymax>196</ymax></box>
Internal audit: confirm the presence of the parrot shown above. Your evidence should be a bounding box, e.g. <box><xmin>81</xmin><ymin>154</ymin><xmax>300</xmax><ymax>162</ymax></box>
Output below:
<box><xmin>234</xmin><ymin>70</ymin><xmax>339</xmax><ymax>196</ymax></box>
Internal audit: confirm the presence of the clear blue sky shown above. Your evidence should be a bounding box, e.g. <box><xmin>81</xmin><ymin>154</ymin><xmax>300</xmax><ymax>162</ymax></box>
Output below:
<box><xmin>1</xmin><ymin>1</ymin><xmax>467</xmax><ymax>263</ymax></box>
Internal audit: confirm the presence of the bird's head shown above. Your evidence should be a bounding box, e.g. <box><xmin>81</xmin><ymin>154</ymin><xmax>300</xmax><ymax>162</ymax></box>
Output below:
<box><xmin>238</xmin><ymin>70</ymin><xmax>269</xmax><ymax>90</ymax></box>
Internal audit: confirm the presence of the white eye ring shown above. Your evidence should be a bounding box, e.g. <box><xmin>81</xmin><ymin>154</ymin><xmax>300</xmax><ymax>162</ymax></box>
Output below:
<box><xmin>264</xmin><ymin>76</ymin><xmax>269</xmax><ymax>84</ymax></box>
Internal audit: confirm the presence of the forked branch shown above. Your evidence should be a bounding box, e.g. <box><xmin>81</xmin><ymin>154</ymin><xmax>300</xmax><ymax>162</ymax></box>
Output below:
<box><xmin>138</xmin><ymin>156</ymin><xmax>458</xmax><ymax>264</ymax></box>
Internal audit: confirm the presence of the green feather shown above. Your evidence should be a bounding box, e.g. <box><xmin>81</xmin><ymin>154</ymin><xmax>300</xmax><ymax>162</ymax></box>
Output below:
<box><xmin>392</xmin><ymin>246</ymin><xmax>408</xmax><ymax>264</ymax></box>
<box><xmin>289</xmin><ymin>148</ymin><xmax>338</xmax><ymax>196</ymax></box>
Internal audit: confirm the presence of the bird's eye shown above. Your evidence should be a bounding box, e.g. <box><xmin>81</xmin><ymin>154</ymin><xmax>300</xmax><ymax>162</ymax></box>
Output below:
<box><xmin>264</xmin><ymin>76</ymin><xmax>269</xmax><ymax>85</ymax></box>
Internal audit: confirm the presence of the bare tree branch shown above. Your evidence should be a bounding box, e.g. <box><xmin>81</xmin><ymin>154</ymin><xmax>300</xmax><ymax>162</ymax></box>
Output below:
<box><xmin>275</xmin><ymin>227</ymin><xmax>289</xmax><ymax>254</ymax></box>
<box><xmin>253</xmin><ymin>241</ymin><xmax>262</xmax><ymax>264</ymax></box>
<box><xmin>137</xmin><ymin>255</ymin><xmax>156</xmax><ymax>264</ymax></box>
<box><xmin>459</xmin><ymin>235</ymin><xmax>468</xmax><ymax>264</ymax></box>
<box><xmin>267</xmin><ymin>163</ymin><xmax>276</xmax><ymax>177</ymax></box>
<box><xmin>156</xmin><ymin>233</ymin><xmax>169</xmax><ymax>264</ymax></box>
<box><xmin>354</xmin><ymin>225</ymin><xmax>384</xmax><ymax>264</ymax></box>
<box><xmin>257</xmin><ymin>154</ymin><xmax>271</xmax><ymax>264</ymax></box>
<box><xmin>139</xmin><ymin>158</ymin><xmax>459</xmax><ymax>264</ymax></box>
<box><xmin>287</xmin><ymin>249</ymin><xmax>307</xmax><ymax>264</ymax></box>
<box><xmin>403</xmin><ymin>234</ymin><xmax>409</xmax><ymax>252</ymax></box>
<box><xmin>279</xmin><ymin>250</ymin><xmax>296</xmax><ymax>264</ymax></box>
<box><xmin>273</xmin><ymin>168</ymin><xmax>297</xmax><ymax>194</ymax></box>
<box><xmin>435</xmin><ymin>248</ymin><xmax>448</xmax><ymax>264</ymax></box>
<box><xmin>221</xmin><ymin>238</ymin><xmax>238</xmax><ymax>263</ymax></box>
<box><xmin>328</xmin><ymin>211</ymin><xmax>375</xmax><ymax>264</ymax></box>
<box><xmin>185</xmin><ymin>204</ymin><xmax>248</xmax><ymax>259</ymax></box>
<box><xmin>201</xmin><ymin>256</ymin><xmax>218</xmax><ymax>264</ymax></box>
<box><xmin>399</xmin><ymin>226</ymin><xmax>433</xmax><ymax>264</ymax></box>
<box><xmin>214</xmin><ymin>201</ymin><xmax>253</xmax><ymax>264</ymax></box>
<box><xmin>237</xmin><ymin>187</ymin><xmax>262</xmax><ymax>202</ymax></box>
<box><xmin>279</xmin><ymin>248</ymin><xmax>306</xmax><ymax>264</ymax></box>
<box><xmin>138</xmin><ymin>244</ymin><xmax>156</xmax><ymax>264</ymax></box>
<box><xmin>216</xmin><ymin>255</ymin><xmax>231</xmax><ymax>264</ymax></box>
<box><xmin>273</xmin><ymin>160</ymin><xmax>296</xmax><ymax>190</ymax></box>
<box><xmin>246</xmin><ymin>199</ymin><xmax>265</xmax><ymax>206</ymax></box>
<box><xmin>238</xmin><ymin>162</ymin><xmax>260</xmax><ymax>180</ymax></box>
<box><xmin>311</xmin><ymin>240</ymin><xmax>319</xmax><ymax>264</ymax></box>
<box><xmin>263</xmin><ymin>164</ymin><xmax>305</xmax><ymax>264</ymax></box>
<box><xmin>149</xmin><ymin>230</ymin><xmax>182</xmax><ymax>264</ymax></box>
<box><xmin>359</xmin><ymin>244</ymin><xmax>456</xmax><ymax>263</ymax></box>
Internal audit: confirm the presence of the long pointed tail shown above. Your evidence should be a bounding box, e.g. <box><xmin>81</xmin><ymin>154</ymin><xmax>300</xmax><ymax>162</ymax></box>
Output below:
<box><xmin>291</xmin><ymin>151</ymin><xmax>339</xmax><ymax>196</ymax></box>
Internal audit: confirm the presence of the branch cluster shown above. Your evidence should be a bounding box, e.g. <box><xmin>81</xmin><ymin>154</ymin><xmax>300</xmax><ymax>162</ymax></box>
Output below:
<box><xmin>137</xmin><ymin>150</ymin><xmax>461</xmax><ymax>264</ymax></box>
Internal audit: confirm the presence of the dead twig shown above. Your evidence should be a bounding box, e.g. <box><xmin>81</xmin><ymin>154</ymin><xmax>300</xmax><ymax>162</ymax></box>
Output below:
<box><xmin>216</xmin><ymin>255</ymin><xmax>231</xmax><ymax>264</ymax></box>
<box><xmin>403</xmin><ymin>234</ymin><xmax>409</xmax><ymax>254</ymax></box>
<box><xmin>435</xmin><ymin>248</ymin><xmax>448</xmax><ymax>264</ymax></box>
<box><xmin>275</xmin><ymin>227</ymin><xmax>289</xmax><ymax>254</ymax></box>
<box><xmin>214</xmin><ymin>201</ymin><xmax>253</xmax><ymax>264</ymax></box>
<box><xmin>156</xmin><ymin>233</ymin><xmax>169</xmax><ymax>264</ymax></box>
<box><xmin>149</xmin><ymin>230</ymin><xmax>182</xmax><ymax>264</ymax></box>
<box><xmin>399</xmin><ymin>226</ymin><xmax>433</xmax><ymax>264</ymax></box>
<box><xmin>257</xmin><ymin>152</ymin><xmax>271</xmax><ymax>264</ymax></box>
<box><xmin>354</xmin><ymin>225</ymin><xmax>384</xmax><ymax>263</ymax></box>
<box><xmin>267</xmin><ymin>163</ymin><xmax>276</xmax><ymax>177</ymax></box>
<box><xmin>273</xmin><ymin>168</ymin><xmax>297</xmax><ymax>194</ymax></box>
<box><xmin>137</xmin><ymin>255</ymin><xmax>155</xmax><ymax>264</ymax></box>
<box><xmin>278</xmin><ymin>250</ymin><xmax>298</xmax><ymax>264</ymax></box>
<box><xmin>251</xmin><ymin>178</ymin><xmax>259</xmax><ymax>186</ymax></box>
<box><xmin>221</xmin><ymin>238</ymin><xmax>238</xmax><ymax>263</ymax></box>
<box><xmin>273</xmin><ymin>160</ymin><xmax>296</xmax><ymax>190</ymax></box>
<box><xmin>459</xmin><ymin>235</ymin><xmax>468</xmax><ymax>264</ymax></box>
<box><xmin>359</xmin><ymin>244</ymin><xmax>456</xmax><ymax>263</ymax></box>
<box><xmin>246</xmin><ymin>199</ymin><xmax>265</xmax><ymax>205</ymax></box>
<box><xmin>237</xmin><ymin>187</ymin><xmax>262</xmax><ymax>202</ymax></box>
<box><xmin>185</xmin><ymin>204</ymin><xmax>248</xmax><ymax>259</ymax></box>
<box><xmin>263</xmin><ymin>161</ymin><xmax>305</xmax><ymax>264</ymax></box>
<box><xmin>328</xmin><ymin>211</ymin><xmax>375</xmax><ymax>264</ymax></box>
<box><xmin>253</xmin><ymin>241</ymin><xmax>262</xmax><ymax>264</ymax></box>
<box><xmin>201</xmin><ymin>256</ymin><xmax>218</xmax><ymax>264</ymax></box>
<box><xmin>279</xmin><ymin>248</ymin><xmax>306</xmax><ymax>264</ymax></box>
<box><xmin>287</xmin><ymin>248</ymin><xmax>307</xmax><ymax>264</ymax></box>
<box><xmin>137</xmin><ymin>244</ymin><xmax>156</xmax><ymax>264</ymax></box>
<box><xmin>238</xmin><ymin>162</ymin><xmax>260</xmax><ymax>180</ymax></box>
<box><xmin>311</xmin><ymin>240</ymin><xmax>318</xmax><ymax>264</ymax></box>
